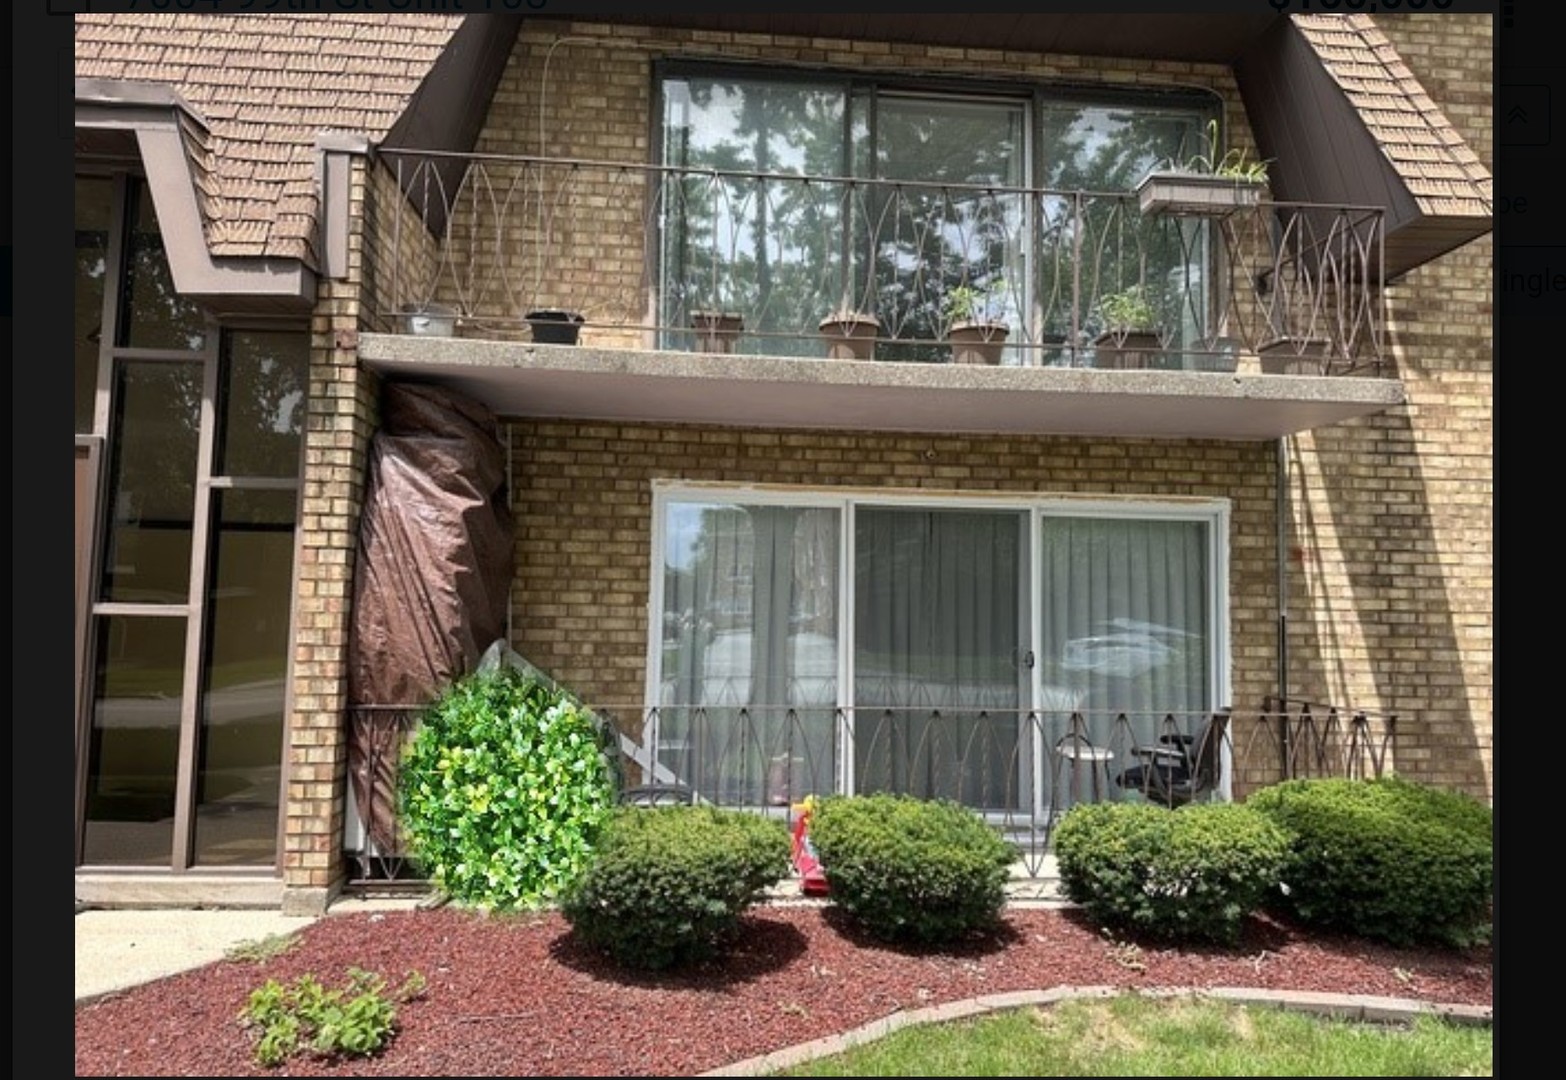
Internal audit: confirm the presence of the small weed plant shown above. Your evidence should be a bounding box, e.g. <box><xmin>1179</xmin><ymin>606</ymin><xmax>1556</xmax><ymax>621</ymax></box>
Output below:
<box><xmin>944</xmin><ymin>279</ymin><xmax>1008</xmax><ymax>325</ymax></box>
<box><xmin>1097</xmin><ymin>285</ymin><xmax>1160</xmax><ymax>333</ymax></box>
<box><xmin>225</xmin><ymin>931</ymin><xmax>300</xmax><ymax>964</ymax></box>
<box><xmin>239</xmin><ymin>967</ymin><xmax>426</xmax><ymax>1068</ymax></box>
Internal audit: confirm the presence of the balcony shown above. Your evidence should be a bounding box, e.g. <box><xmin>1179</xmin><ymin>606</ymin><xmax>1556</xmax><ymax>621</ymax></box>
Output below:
<box><xmin>359</xmin><ymin>151</ymin><xmax>1405</xmax><ymax>440</ymax></box>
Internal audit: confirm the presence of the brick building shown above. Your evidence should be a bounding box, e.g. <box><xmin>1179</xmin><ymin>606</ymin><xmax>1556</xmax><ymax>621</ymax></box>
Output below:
<box><xmin>72</xmin><ymin>12</ymin><xmax>1492</xmax><ymax>913</ymax></box>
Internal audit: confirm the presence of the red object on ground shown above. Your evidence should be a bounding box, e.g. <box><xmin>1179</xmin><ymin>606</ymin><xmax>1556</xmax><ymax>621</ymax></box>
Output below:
<box><xmin>790</xmin><ymin>804</ymin><xmax>830</xmax><ymax>895</ymax></box>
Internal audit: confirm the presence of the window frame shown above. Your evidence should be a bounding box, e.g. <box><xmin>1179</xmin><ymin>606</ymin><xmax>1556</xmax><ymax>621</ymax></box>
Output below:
<box><xmin>645</xmin><ymin>481</ymin><xmax>1232</xmax><ymax>802</ymax></box>
<box><xmin>650</xmin><ymin>61</ymin><xmax>1223</xmax><ymax>357</ymax></box>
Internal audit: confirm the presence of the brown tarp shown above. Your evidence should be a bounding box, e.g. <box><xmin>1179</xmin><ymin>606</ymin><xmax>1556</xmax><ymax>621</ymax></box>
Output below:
<box><xmin>347</xmin><ymin>382</ymin><xmax>513</xmax><ymax>852</ymax></box>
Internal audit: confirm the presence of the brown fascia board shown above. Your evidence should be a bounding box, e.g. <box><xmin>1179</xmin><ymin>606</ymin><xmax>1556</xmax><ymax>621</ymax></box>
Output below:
<box><xmin>75</xmin><ymin>79</ymin><xmax>316</xmax><ymax>315</ymax></box>
<box><xmin>1234</xmin><ymin>21</ymin><xmax>1491</xmax><ymax>283</ymax></box>
<box><xmin>379</xmin><ymin>13</ymin><xmax>522</xmax><ymax>240</ymax></box>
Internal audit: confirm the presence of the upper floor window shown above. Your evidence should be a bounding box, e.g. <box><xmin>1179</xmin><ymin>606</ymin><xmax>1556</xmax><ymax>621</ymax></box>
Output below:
<box><xmin>656</xmin><ymin>67</ymin><xmax>1214</xmax><ymax>364</ymax></box>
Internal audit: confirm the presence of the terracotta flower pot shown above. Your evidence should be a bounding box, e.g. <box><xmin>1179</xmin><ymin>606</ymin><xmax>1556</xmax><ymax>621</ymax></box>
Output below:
<box><xmin>691</xmin><ymin>311</ymin><xmax>744</xmax><ymax>354</ymax></box>
<box><xmin>949</xmin><ymin>321</ymin><xmax>1009</xmax><ymax>365</ymax></box>
<box><xmin>818</xmin><ymin>312</ymin><xmax>880</xmax><ymax>360</ymax></box>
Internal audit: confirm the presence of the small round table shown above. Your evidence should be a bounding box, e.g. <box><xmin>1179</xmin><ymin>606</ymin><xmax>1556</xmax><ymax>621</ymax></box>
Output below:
<box><xmin>1054</xmin><ymin>740</ymin><xmax>1115</xmax><ymax>804</ymax></box>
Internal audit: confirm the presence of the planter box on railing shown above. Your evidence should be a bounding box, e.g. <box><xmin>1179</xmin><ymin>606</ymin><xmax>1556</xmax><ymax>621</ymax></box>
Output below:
<box><xmin>1137</xmin><ymin>171</ymin><xmax>1266</xmax><ymax>217</ymax></box>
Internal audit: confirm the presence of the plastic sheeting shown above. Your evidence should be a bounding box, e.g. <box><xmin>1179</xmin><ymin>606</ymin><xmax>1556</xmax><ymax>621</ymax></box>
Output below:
<box><xmin>347</xmin><ymin>382</ymin><xmax>513</xmax><ymax>851</ymax></box>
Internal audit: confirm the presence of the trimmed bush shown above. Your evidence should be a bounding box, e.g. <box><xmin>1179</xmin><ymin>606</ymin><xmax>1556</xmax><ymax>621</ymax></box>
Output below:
<box><xmin>398</xmin><ymin>668</ymin><xmax>616</xmax><ymax>911</ymax></box>
<box><xmin>1247</xmin><ymin>776</ymin><xmax>1493</xmax><ymax>948</ymax></box>
<box><xmin>807</xmin><ymin>794</ymin><xmax>1017</xmax><ymax>944</ymax></box>
<box><xmin>1052</xmin><ymin>801</ymin><xmax>1291</xmax><ymax>945</ymax></box>
<box><xmin>560</xmin><ymin>805</ymin><xmax>792</xmax><ymax>970</ymax></box>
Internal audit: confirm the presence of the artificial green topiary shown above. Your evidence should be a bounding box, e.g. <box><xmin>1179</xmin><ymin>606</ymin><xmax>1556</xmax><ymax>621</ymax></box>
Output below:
<box><xmin>806</xmin><ymin>793</ymin><xmax>1017</xmax><ymax>944</ymax></box>
<box><xmin>1052</xmin><ymin>801</ymin><xmax>1291</xmax><ymax>945</ymax></box>
<box><xmin>560</xmin><ymin>805</ymin><xmax>792</xmax><ymax>970</ymax></box>
<box><xmin>1247</xmin><ymin>776</ymin><xmax>1493</xmax><ymax>948</ymax></box>
<box><xmin>398</xmin><ymin>668</ymin><xmax>615</xmax><ymax>911</ymax></box>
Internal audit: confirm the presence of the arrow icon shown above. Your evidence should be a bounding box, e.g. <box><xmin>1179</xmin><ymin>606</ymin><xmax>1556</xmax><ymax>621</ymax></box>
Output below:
<box><xmin>1509</xmin><ymin>106</ymin><xmax>1529</xmax><ymax>123</ymax></box>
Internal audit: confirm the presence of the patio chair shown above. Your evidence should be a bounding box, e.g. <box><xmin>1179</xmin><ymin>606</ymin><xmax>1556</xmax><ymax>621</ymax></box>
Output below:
<box><xmin>1114</xmin><ymin>709</ymin><xmax>1229</xmax><ymax>807</ymax></box>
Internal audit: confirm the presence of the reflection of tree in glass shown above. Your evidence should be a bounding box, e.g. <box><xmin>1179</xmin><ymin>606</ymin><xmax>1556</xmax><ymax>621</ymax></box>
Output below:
<box><xmin>665</xmin><ymin>79</ymin><xmax>846</xmax><ymax>354</ymax></box>
<box><xmin>103</xmin><ymin>361</ymin><xmax>204</xmax><ymax>602</ymax></box>
<box><xmin>121</xmin><ymin>180</ymin><xmax>209</xmax><ymax>352</ymax></box>
<box><xmin>1036</xmin><ymin>105</ymin><xmax>1209</xmax><ymax>345</ymax></box>
<box><xmin>219</xmin><ymin>332</ymin><xmax>307</xmax><ymax>478</ymax></box>
<box><xmin>860</xmin><ymin>98</ymin><xmax>1025</xmax><ymax>363</ymax></box>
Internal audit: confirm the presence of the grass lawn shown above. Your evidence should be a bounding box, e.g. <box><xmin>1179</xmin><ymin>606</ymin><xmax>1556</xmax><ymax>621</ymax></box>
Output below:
<box><xmin>774</xmin><ymin>992</ymin><xmax>1492</xmax><ymax>1077</ymax></box>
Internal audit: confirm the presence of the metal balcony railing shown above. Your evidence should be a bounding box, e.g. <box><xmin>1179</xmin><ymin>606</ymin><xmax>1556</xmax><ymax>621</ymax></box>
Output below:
<box><xmin>344</xmin><ymin>699</ymin><xmax>1401</xmax><ymax>886</ymax></box>
<box><xmin>376</xmin><ymin>150</ymin><xmax>1388</xmax><ymax>375</ymax></box>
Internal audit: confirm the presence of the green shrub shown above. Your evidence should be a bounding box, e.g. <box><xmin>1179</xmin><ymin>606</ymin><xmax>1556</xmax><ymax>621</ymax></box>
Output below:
<box><xmin>1246</xmin><ymin>776</ymin><xmax>1493</xmax><ymax>948</ymax></box>
<box><xmin>238</xmin><ymin>967</ymin><xmax>426</xmax><ymax>1068</ymax></box>
<box><xmin>398</xmin><ymin>668</ymin><xmax>616</xmax><ymax>910</ymax></box>
<box><xmin>807</xmin><ymin>794</ymin><xmax>1017</xmax><ymax>944</ymax></box>
<box><xmin>1052</xmin><ymin>801</ymin><xmax>1291</xmax><ymax>945</ymax></box>
<box><xmin>560</xmin><ymin>805</ymin><xmax>792</xmax><ymax>970</ymax></box>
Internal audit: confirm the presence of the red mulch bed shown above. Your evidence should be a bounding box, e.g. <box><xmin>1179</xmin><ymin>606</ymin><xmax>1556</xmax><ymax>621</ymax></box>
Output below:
<box><xmin>74</xmin><ymin>902</ymin><xmax>1492</xmax><ymax>1077</ymax></box>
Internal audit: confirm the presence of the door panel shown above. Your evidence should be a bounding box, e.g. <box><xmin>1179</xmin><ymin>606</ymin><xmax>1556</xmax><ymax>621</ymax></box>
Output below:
<box><xmin>852</xmin><ymin>507</ymin><xmax>1025</xmax><ymax>809</ymax></box>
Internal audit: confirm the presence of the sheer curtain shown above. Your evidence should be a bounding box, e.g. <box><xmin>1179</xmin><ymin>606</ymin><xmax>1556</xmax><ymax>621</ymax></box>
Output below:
<box><xmin>1037</xmin><ymin>515</ymin><xmax>1210</xmax><ymax>747</ymax></box>
<box><xmin>853</xmin><ymin>508</ymin><xmax>1023</xmax><ymax>808</ymax></box>
<box><xmin>660</xmin><ymin>503</ymin><xmax>838</xmax><ymax>803</ymax></box>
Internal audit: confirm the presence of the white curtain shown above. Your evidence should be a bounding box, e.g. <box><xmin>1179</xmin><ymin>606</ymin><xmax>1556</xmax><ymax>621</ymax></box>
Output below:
<box><xmin>1037</xmin><ymin>515</ymin><xmax>1210</xmax><ymax>744</ymax></box>
<box><xmin>659</xmin><ymin>503</ymin><xmax>838</xmax><ymax>803</ymax></box>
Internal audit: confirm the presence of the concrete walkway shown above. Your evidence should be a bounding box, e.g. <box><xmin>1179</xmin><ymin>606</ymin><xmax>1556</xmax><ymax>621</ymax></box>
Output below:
<box><xmin>74</xmin><ymin>895</ymin><xmax>412</xmax><ymax>1003</ymax></box>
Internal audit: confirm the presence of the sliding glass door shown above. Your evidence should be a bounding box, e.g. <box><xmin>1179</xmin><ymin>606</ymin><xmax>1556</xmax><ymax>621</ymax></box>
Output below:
<box><xmin>852</xmin><ymin>507</ymin><xmax>1026</xmax><ymax>808</ymax></box>
<box><xmin>657</xmin><ymin>501</ymin><xmax>840</xmax><ymax>804</ymax></box>
<box><xmin>649</xmin><ymin>489</ymin><xmax>1226</xmax><ymax>813</ymax></box>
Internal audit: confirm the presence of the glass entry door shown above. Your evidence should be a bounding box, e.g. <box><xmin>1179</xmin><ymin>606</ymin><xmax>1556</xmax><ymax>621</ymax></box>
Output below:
<box><xmin>75</xmin><ymin>173</ymin><xmax>305</xmax><ymax>871</ymax></box>
<box><xmin>852</xmin><ymin>507</ymin><xmax>1027</xmax><ymax>810</ymax></box>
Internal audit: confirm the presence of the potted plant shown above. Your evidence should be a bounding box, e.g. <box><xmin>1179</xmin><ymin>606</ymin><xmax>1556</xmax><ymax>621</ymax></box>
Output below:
<box><xmin>1093</xmin><ymin>285</ymin><xmax>1164</xmax><ymax>369</ymax></box>
<box><xmin>525</xmin><ymin>308</ymin><xmax>586</xmax><ymax>345</ymax></box>
<box><xmin>398</xmin><ymin>302</ymin><xmax>458</xmax><ymax>338</ymax></box>
<box><xmin>944</xmin><ymin>281</ymin><xmax>1010</xmax><ymax>365</ymax></box>
<box><xmin>691</xmin><ymin>310</ymin><xmax>745</xmax><ymax>354</ymax></box>
<box><xmin>1258</xmin><ymin>333</ymin><xmax>1338</xmax><ymax>375</ymax></box>
<box><xmin>817</xmin><ymin>308</ymin><xmax>880</xmax><ymax>361</ymax></box>
<box><xmin>1136</xmin><ymin>119</ymin><xmax>1270</xmax><ymax>217</ymax></box>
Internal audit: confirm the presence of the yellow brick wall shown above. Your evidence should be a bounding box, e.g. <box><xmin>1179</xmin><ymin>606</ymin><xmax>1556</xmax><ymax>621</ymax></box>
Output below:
<box><xmin>507</xmin><ymin>422</ymin><xmax>1281</xmax><ymax>788</ymax></box>
<box><xmin>479</xmin><ymin>18</ymin><xmax>1492</xmax><ymax>803</ymax></box>
<box><xmin>1273</xmin><ymin>13</ymin><xmax>1492</xmax><ymax>800</ymax></box>
<box><xmin>286</xmin><ymin>156</ymin><xmax>381</xmax><ymax>912</ymax></box>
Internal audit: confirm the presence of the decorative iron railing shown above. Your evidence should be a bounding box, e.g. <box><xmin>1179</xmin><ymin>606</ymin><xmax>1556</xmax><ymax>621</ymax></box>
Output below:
<box><xmin>377</xmin><ymin>150</ymin><xmax>1388</xmax><ymax>375</ymax></box>
<box><xmin>345</xmin><ymin>705</ymin><xmax>424</xmax><ymax>888</ymax></box>
<box><xmin>347</xmin><ymin>700</ymin><xmax>1398</xmax><ymax>883</ymax></box>
<box><xmin>1244</xmin><ymin>695</ymin><xmax>1398</xmax><ymax>783</ymax></box>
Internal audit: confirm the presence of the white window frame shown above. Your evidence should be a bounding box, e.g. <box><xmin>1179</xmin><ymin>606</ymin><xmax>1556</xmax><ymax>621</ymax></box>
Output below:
<box><xmin>646</xmin><ymin>481</ymin><xmax>1231</xmax><ymax>802</ymax></box>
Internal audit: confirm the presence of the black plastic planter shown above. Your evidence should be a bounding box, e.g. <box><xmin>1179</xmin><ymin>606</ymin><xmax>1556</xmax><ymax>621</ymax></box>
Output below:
<box><xmin>526</xmin><ymin>309</ymin><xmax>585</xmax><ymax>345</ymax></box>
